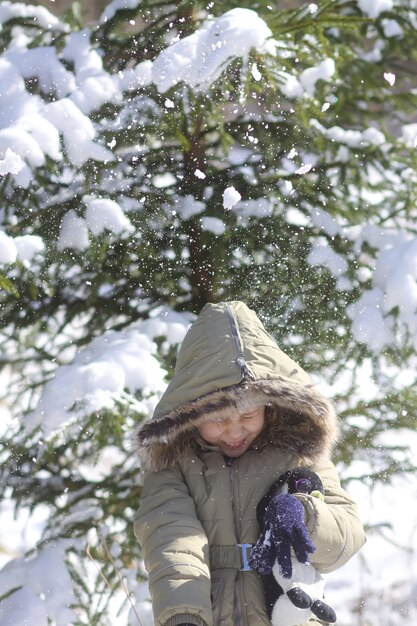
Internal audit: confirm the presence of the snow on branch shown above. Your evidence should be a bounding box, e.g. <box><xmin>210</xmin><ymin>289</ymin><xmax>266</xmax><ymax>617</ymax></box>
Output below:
<box><xmin>151</xmin><ymin>8</ymin><xmax>274</xmax><ymax>93</ymax></box>
<box><xmin>24</xmin><ymin>308</ymin><xmax>191</xmax><ymax>438</ymax></box>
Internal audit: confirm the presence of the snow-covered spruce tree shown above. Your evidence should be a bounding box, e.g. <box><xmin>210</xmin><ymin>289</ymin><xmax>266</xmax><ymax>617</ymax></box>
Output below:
<box><xmin>1</xmin><ymin>0</ymin><xmax>417</xmax><ymax>623</ymax></box>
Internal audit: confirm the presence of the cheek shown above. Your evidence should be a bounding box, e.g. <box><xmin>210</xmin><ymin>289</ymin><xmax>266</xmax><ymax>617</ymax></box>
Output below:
<box><xmin>248</xmin><ymin>415</ymin><xmax>265</xmax><ymax>435</ymax></box>
<box><xmin>198</xmin><ymin>422</ymin><xmax>221</xmax><ymax>442</ymax></box>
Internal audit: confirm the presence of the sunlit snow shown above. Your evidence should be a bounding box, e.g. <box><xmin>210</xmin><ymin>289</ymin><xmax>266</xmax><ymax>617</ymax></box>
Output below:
<box><xmin>99</xmin><ymin>0</ymin><xmax>141</xmax><ymax>23</ymax></box>
<box><xmin>0</xmin><ymin>1</ymin><xmax>68</xmax><ymax>31</ymax></box>
<box><xmin>57</xmin><ymin>210</ymin><xmax>90</xmax><ymax>251</ymax></box>
<box><xmin>401</xmin><ymin>123</ymin><xmax>417</xmax><ymax>147</ymax></box>
<box><xmin>151</xmin><ymin>8</ymin><xmax>273</xmax><ymax>92</ymax></box>
<box><xmin>279</xmin><ymin>58</ymin><xmax>335</xmax><ymax>99</ymax></box>
<box><xmin>201</xmin><ymin>216</ymin><xmax>226</xmax><ymax>235</ymax></box>
<box><xmin>0</xmin><ymin>147</ymin><xmax>24</xmax><ymax>176</ymax></box>
<box><xmin>25</xmin><ymin>309</ymin><xmax>191</xmax><ymax>438</ymax></box>
<box><xmin>311</xmin><ymin>119</ymin><xmax>386</xmax><ymax>147</ymax></box>
<box><xmin>223</xmin><ymin>186</ymin><xmax>242</xmax><ymax>209</ymax></box>
<box><xmin>357</xmin><ymin>0</ymin><xmax>393</xmax><ymax>19</ymax></box>
<box><xmin>84</xmin><ymin>197</ymin><xmax>134</xmax><ymax>236</ymax></box>
<box><xmin>0</xmin><ymin>230</ymin><xmax>18</xmax><ymax>263</ymax></box>
<box><xmin>0</xmin><ymin>540</ymin><xmax>77</xmax><ymax>626</ymax></box>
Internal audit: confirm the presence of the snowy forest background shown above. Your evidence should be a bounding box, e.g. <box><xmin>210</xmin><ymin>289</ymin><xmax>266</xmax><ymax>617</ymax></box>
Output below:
<box><xmin>1</xmin><ymin>0</ymin><xmax>417</xmax><ymax>624</ymax></box>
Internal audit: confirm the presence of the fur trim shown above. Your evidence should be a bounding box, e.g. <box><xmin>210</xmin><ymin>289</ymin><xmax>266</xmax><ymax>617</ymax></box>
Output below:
<box><xmin>137</xmin><ymin>378</ymin><xmax>339</xmax><ymax>472</ymax></box>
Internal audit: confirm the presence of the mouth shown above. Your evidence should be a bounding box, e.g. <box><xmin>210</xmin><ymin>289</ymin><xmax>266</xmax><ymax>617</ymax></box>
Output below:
<box><xmin>222</xmin><ymin>437</ymin><xmax>248</xmax><ymax>451</ymax></box>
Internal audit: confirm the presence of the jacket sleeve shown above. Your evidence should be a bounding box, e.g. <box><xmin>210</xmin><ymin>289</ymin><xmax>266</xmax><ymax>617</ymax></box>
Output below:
<box><xmin>134</xmin><ymin>465</ymin><xmax>212</xmax><ymax>626</ymax></box>
<box><xmin>295</xmin><ymin>460</ymin><xmax>366</xmax><ymax>574</ymax></box>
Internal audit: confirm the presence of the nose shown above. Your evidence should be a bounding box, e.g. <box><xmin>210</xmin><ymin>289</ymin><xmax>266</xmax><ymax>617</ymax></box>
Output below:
<box><xmin>224</xmin><ymin>420</ymin><xmax>244</xmax><ymax>441</ymax></box>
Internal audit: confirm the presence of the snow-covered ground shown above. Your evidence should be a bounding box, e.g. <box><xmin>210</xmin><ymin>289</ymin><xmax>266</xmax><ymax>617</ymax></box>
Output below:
<box><xmin>327</xmin><ymin>472</ymin><xmax>417</xmax><ymax>626</ymax></box>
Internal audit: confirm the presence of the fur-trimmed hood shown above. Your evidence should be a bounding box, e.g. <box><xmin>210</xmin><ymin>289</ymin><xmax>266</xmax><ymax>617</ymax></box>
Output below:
<box><xmin>137</xmin><ymin>301</ymin><xmax>339</xmax><ymax>471</ymax></box>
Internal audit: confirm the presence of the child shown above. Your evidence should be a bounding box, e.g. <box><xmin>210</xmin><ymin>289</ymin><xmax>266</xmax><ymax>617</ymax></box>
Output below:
<box><xmin>134</xmin><ymin>301</ymin><xmax>366</xmax><ymax>626</ymax></box>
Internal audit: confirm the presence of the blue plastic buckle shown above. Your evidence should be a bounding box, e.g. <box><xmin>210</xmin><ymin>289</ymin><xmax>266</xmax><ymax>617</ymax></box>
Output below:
<box><xmin>238</xmin><ymin>543</ymin><xmax>252</xmax><ymax>571</ymax></box>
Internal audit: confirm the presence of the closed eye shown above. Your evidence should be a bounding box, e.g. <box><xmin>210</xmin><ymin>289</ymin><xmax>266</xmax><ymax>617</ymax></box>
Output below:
<box><xmin>214</xmin><ymin>417</ymin><xmax>227</xmax><ymax>424</ymax></box>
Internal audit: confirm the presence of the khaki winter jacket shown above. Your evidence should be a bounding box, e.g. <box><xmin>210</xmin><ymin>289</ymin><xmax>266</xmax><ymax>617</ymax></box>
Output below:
<box><xmin>134</xmin><ymin>301</ymin><xmax>366</xmax><ymax>626</ymax></box>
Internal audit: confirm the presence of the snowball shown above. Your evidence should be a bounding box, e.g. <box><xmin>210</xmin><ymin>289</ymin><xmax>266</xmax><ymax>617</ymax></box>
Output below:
<box><xmin>223</xmin><ymin>186</ymin><xmax>241</xmax><ymax>209</ymax></box>
<box><xmin>84</xmin><ymin>197</ymin><xmax>134</xmax><ymax>236</ymax></box>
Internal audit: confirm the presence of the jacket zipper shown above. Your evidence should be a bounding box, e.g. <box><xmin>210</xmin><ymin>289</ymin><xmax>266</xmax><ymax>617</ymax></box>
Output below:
<box><xmin>229</xmin><ymin>460</ymin><xmax>239</xmax><ymax>626</ymax></box>
<box><xmin>229</xmin><ymin>458</ymin><xmax>246</xmax><ymax>626</ymax></box>
<box><xmin>224</xmin><ymin>303</ymin><xmax>255</xmax><ymax>381</ymax></box>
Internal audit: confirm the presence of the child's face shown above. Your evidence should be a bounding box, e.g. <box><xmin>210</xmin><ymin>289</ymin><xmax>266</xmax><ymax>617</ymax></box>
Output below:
<box><xmin>197</xmin><ymin>406</ymin><xmax>265</xmax><ymax>457</ymax></box>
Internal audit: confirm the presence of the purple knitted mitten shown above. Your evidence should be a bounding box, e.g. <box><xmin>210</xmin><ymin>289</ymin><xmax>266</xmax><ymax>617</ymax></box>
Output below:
<box><xmin>249</xmin><ymin>493</ymin><xmax>316</xmax><ymax>578</ymax></box>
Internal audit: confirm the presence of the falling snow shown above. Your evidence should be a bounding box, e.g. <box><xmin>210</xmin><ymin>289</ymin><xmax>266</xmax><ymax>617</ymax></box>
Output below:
<box><xmin>1</xmin><ymin>1</ymin><xmax>417</xmax><ymax>625</ymax></box>
<box><xmin>223</xmin><ymin>186</ymin><xmax>242</xmax><ymax>209</ymax></box>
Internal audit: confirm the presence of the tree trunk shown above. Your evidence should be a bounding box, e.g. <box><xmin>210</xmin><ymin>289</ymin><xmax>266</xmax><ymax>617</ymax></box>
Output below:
<box><xmin>21</xmin><ymin>0</ymin><xmax>109</xmax><ymax>22</ymax></box>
